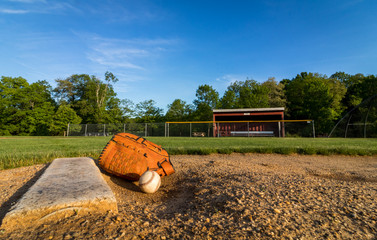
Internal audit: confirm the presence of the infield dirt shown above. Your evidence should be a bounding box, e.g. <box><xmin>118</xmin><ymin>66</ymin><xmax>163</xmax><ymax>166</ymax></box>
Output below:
<box><xmin>1</xmin><ymin>153</ymin><xmax>376</xmax><ymax>239</ymax></box>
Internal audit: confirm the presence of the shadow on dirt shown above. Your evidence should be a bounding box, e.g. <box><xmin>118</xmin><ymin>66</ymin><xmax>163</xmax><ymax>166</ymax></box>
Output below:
<box><xmin>0</xmin><ymin>164</ymin><xmax>49</xmax><ymax>226</ymax></box>
<box><xmin>92</xmin><ymin>157</ymin><xmax>144</xmax><ymax>193</ymax></box>
<box><xmin>156</xmin><ymin>174</ymin><xmax>198</xmax><ymax>217</ymax></box>
<box><xmin>109</xmin><ymin>175</ymin><xmax>142</xmax><ymax>193</ymax></box>
<box><xmin>307</xmin><ymin>169</ymin><xmax>377</xmax><ymax>183</ymax></box>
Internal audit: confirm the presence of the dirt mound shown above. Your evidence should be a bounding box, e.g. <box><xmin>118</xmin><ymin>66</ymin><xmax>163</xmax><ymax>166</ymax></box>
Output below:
<box><xmin>1</xmin><ymin>154</ymin><xmax>376</xmax><ymax>239</ymax></box>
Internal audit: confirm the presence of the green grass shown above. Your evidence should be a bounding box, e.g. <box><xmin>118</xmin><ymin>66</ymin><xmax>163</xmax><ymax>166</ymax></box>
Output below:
<box><xmin>0</xmin><ymin>136</ymin><xmax>376</xmax><ymax>170</ymax></box>
<box><xmin>0</xmin><ymin>136</ymin><xmax>111</xmax><ymax>170</ymax></box>
<box><xmin>149</xmin><ymin>137</ymin><xmax>377</xmax><ymax>156</ymax></box>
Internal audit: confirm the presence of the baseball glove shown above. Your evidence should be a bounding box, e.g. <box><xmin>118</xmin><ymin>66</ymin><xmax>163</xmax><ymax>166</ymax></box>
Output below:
<box><xmin>99</xmin><ymin>133</ymin><xmax>175</xmax><ymax>181</ymax></box>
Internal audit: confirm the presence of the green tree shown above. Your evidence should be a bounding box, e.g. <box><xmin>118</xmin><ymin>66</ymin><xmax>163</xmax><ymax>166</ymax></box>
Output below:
<box><xmin>220</xmin><ymin>90</ymin><xmax>238</xmax><ymax>109</ymax></box>
<box><xmin>135</xmin><ymin>100</ymin><xmax>164</xmax><ymax>123</ymax></box>
<box><xmin>0</xmin><ymin>77</ymin><xmax>55</xmax><ymax>135</ymax></box>
<box><xmin>49</xmin><ymin>104</ymin><xmax>82</xmax><ymax>135</ymax></box>
<box><xmin>285</xmin><ymin>72</ymin><xmax>346</xmax><ymax>134</ymax></box>
<box><xmin>239</xmin><ymin>82</ymin><xmax>269</xmax><ymax>108</ymax></box>
<box><xmin>220</xmin><ymin>79</ymin><xmax>269</xmax><ymax>109</ymax></box>
<box><xmin>338</xmin><ymin>73</ymin><xmax>377</xmax><ymax>111</ymax></box>
<box><xmin>262</xmin><ymin>77</ymin><xmax>286</xmax><ymax>108</ymax></box>
<box><xmin>120</xmin><ymin>98</ymin><xmax>136</xmax><ymax>122</ymax></box>
<box><xmin>193</xmin><ymin>84</ymin><xmax>219</xmax><ymax>120</ymax></box>
<box><xmin>27</xmin><ymin>81</ymin><xmax>56</xmax><ymax>135</ymax></box>
<box><xmin>357</xmin><ymin>75</ymin><xmax>377</xmax><ymax>100</ymax></box>
<box><xmin>53</xmin><ymin>72</ymin><xmax>122</xmax><ymax>123</ymax></box>
<box><xmin>0</xmin><ymin>76</ymin><xmax>29</xmax><ymax>135</ymax></box>
<box><xmin>330</xmin><ymin>72</ymin><xmax>352</xmax><ymax>88</ymax></box>
<box><xmin>327</xmin><ymin>77</ymin><xmax>347</xmax><ymax>118</ymax></box>
<box><xmin>165</xmin><ymin>99</ymin><xmax>194</xmax><ymax>121</ymax></box>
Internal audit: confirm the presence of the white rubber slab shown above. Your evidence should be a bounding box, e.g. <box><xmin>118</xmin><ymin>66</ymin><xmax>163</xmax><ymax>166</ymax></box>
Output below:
<box><xmin>2</xmin><ymin>157</ymin><xmax>117</xmax><ymax>230</ymax></box>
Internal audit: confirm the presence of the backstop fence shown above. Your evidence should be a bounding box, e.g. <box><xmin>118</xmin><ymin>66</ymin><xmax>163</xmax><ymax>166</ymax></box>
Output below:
<box><xmin>329</xmin><ymin>94</ymin><xmax>377</xmax><ymax>138</ymax></box>
<box><xmin>67</xmin><ymin>120</ymin><xmax>315</xmax><ymax>138</ymax></box>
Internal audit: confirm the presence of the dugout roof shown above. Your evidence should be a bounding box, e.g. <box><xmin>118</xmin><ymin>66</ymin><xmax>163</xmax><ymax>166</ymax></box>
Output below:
<box><xmin>213</xmin><ymin>107</ymin><xmax>284</xmax><ymax>121</ymax></box>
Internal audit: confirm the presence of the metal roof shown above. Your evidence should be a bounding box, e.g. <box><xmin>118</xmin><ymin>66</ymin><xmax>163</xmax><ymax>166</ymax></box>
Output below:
<box><xmin>213</xmin><ymin>107</ymin><xmax>284</xmax><ymax>113</ymax></box>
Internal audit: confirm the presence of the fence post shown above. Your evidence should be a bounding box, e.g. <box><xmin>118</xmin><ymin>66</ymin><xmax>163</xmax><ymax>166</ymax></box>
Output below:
<box><xmin>345</xmin><ymin>115</ymin><xmax>352</xmax><ymax>138</ymax></box>
<box><xmin>190</xmin><ymin>123</ymin><xmax>192</xmax><ymax>137</ymax></box>
<box><xmin>123</xmin><ymin>123</ymin><xmax>126</xmax><ymax>133</ymax></box>
<box><xmin>85</xmin><ymin>124</ymin><xmax>88</xmax><ymax>136</ymax></box>
<box><xmin>278</xmin><ymin>122</ymin><xmax>281</xmax><ymax>138</ymax></box>
<box><xmin>217</xmin><ymin>122</ymin><xmax>220</xmax><ymax>137</ymax></box>
<box><xmin>364</xmin><ymin>105</ymin><xmax>372</xmax><ymax>138</ymax></box>
<box><xmin>67</xmin><ymin>123</ymin><xmax>70</xmax><ymax>137</ymax></box>
<box><xmin>312</xmin><ymin>121</ymin><xmax>315</xmax><ymax>138</ymax></box>
<box><xmin>103</xmin><ymin>124</ymin><xmax>106</xmax><ymax>137</ymax></box>
<box><xmin>145</xmin><ymin>123</ymin><xmax>147</xmax><ymax>137</ymax></box>
<box><xmin>247</xmin><ymin>122</ymin><xmax>250</xmax><ymax>137</ymax></box>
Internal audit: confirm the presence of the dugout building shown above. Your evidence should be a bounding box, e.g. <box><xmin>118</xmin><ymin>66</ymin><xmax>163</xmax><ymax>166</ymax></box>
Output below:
<box><xmin>213</xmin><ymin>107</ymin><xmax>285</xmax><ymax>137</ymax></box>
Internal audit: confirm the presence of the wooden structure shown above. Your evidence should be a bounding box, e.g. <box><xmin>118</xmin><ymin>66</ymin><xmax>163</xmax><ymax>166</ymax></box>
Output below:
<box><xmin>213</xmin><ymin>108</ymin><xmax>285</xmax><ymax>137</ymax></box>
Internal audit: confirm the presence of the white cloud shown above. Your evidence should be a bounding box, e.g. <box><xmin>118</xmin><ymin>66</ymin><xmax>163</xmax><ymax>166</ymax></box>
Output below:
<box><xmin>14</xmin><ymin>60</ymin><xmax>50</xmax><ymax>79</ymax></box>
<box><xmin>216</xmin><ymin>74</ymin><xmax>246</xmax><ymax>85</ymax></box>
<box><xmin>92</xmin><ymin>46</ymin><xmax>149</xmax><ymax>59</ymax></box>
<box><xmin>80</xmin><ymin>1</ymin><xmax>163</xmax><ymax>24</ymax></box>
<box><xmin>83</xmin><ymin>34</ymin><xmax>178</xmax><ymax>72</ymax></box>
<box><xmin>46</xmin><ymin>2</ymin><xmax>81</xmax><ymax>14</ymax></box>
<box><xmin>91</xmin><ymin>36</ymin><xmax>178</xmax><ymax>47</ymax></box>
<box><xmin>87</xmin><ymin>55</ymin><xmax>144</xmax><ymax>70</ymax></box>
<box><xmin>1</xmin><ymin>0</ymin><xmax>80</xmax><ymax>15</ymax></box>
<box><xmin>7</xmin><ymin>0</ymin><xmax>46</xmax><ymax>3</ymax></box>
<box><xmin>0</xmin><ymin>8</ymin><xmax>29</xmax><ymax>14</ymax></box>
<box><xmin>87</xmin><ymin>44</ymin><xmax>147</xmax><ymax>70</ymax></box>
<box><xmin>213</xmin><ymin>74</ymin><xmax>251</xmax><ymax>94</ymax></box>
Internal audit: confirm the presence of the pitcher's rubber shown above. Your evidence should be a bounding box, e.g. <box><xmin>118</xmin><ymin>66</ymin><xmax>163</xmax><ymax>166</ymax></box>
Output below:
<box><xmin>2</xmin><ymin>157</ymin><xmax>117</xmax><ymax>230</ymax></box>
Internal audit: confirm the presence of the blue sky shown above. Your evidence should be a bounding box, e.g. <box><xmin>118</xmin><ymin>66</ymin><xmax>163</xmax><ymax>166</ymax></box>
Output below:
<box><xmin>1</xmin><ymin>0</ymin><xmax>376</xmax><ymax>111</ymax></box>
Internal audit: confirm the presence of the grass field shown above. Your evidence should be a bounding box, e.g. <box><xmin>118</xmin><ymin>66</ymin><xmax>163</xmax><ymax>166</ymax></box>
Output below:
<box><xmin>0</xmin><ymin>136</ymin><xmax>376</xmax><ymax>170</ymax></box>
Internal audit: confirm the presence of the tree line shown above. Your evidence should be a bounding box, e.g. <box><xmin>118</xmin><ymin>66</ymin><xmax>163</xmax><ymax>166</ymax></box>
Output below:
<box><xmin>0</xmin><ymin>71</ymin><xmax>375</xmax><ymax>136</ymax></box>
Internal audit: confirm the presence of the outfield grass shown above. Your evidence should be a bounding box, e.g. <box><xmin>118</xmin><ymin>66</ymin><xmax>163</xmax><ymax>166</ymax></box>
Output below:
<box><xmin>0</xmin><ymin>136</ymin><xmax>111</xmax><ymax>170</ymax></box>
<box><xmin>0</xmin><ymin>136</ymin><xmax>376</xmax><ymax>170</ymax></box>
<box><xmin>155</xmin><ymin>137</ymin><xmax>377</xmax><ymax>155</ymax></box>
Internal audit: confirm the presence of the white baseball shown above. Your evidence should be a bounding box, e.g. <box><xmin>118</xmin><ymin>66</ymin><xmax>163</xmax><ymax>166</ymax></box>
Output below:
<box><xmin>139</xmin><ymin>171</ymin><xmax>161</xmax><ymax>193</ymax></box>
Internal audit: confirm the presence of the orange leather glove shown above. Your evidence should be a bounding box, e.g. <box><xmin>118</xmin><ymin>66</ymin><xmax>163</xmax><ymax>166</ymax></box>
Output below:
<box><xmin>99</xmin><ymin>133</ymin><xmax>175</xmax><ymax>181</ymax></box>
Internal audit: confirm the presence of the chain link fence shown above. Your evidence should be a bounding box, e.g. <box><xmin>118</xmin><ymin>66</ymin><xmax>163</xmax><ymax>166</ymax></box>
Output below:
<box><xmin>329</xmin><ymin>94</ymin><xmax>377</xmax><ymax>138</ymax></box>
<box><xmin>68</xmin><ymin>120</ymin><xmax>315</xmax><ymax>138</ymax></box>
<box><xmin>67</xmin><ymin>123</ymin><xmax>165</xmax><ymax>137</ymax></box>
